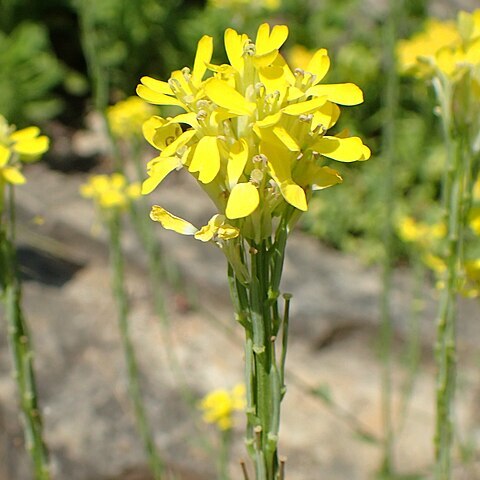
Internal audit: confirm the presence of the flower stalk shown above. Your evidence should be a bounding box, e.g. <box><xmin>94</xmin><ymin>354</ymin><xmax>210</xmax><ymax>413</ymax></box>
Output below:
<box><xmin>136</xmin><ymin>23</ymin><xmax>370</xmax><ymax>478</ymax></box>
<box><xmin>107</xmin><ymin>211</ymin><xmax>165</xmax><ymax>480</ymax></box>
<box><xmin>80</xmin><ymin>174</ymin><xmax>164</xmax><ymax>479</ymax></box>
<box><xmin>227</xmin><ymin>214</ymin><xmax>291</xmax><ymax>479</ymax></box>
<box><xmin>0</xmin><ymin>117</ymin><xmax>51</xmax><ymax>479</ymax></box>
<box><xmin>1</xmin><ymin>186</ymin><xmax>51</xmax><ymax>480</ymax></box>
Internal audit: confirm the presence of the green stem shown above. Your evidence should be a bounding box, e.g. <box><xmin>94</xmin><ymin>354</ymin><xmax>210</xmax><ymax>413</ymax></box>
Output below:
<box><xmin>433</xmin><ymin>73</ymin><xmax>472</xmax><ymax>480</ymax></box>
<box><xmin>1</xmin><ymin>185</ymin><xmax>51</xmax><ymax>479</ymax></box>
<box><xmin>218</xmin><ymin>428</ymin><xmax>233</xmax><ymax>480</ymax></box>
<box><xmin>107</xmin><ymin>212</ymin><xmax>165</xmax><ymax>480</ymax></box>
<box><xmin>378</xmin><ymin>0</ymin><xmax>402</xmax><ymax>474</ymax></box>
<box><xmin>228</xmin><ymin>216</ymin><xmax>291</xmax><ymax>479</ymax></box>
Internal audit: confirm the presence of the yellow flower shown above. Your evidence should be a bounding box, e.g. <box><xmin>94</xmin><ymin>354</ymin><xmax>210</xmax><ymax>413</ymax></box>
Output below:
<box><xmin>80</xmin><ymin>173</ymin><xmax>141</xmax><ymax>210</ymax></box>
<box><xmin>397</xmin><ymin>216</ymin><xmax>445</xmax><ymax>248</ymax></box>
<box><xmin>397</xmin><ymin>10</ymin><xmax>480</xmax><ymax>80</ymax></box>
<box><xmin>208</xmin><ymin>0</ymin><xmax>279</xmax><ymax>10</ymax></box>
<box><xmin>0</xmin><ymin>144</ymin><xmax>25</xmax><ymax>185</ymax></box>
<box><xmin>137</xmin><ymin>23</ymin><xmax>369</xmax><ymax>242</ymax></box>
<box><xmin>198</xmin><ymin>384</ymin><xmax>246</xmax><ymax>431</ymax></box>
<box><xmin>0</xmin><ymin>115</ymin><xmax>49</xmax><ymax>185</ymax></box>
<box><xmin>107</xmin><ymin>97</ymin><xmax>156</xmax><ymax>138</ymax></box>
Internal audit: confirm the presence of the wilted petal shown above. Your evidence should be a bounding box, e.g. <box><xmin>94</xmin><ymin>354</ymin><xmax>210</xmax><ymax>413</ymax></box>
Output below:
<box><xmin>142</xmin><ymin>156</ymin><xmax>181</xmax><ymax>194</ymax></box>
<box><xmin>313</xmin><ymin>136</ymin><xmax>371</xmax><ymax>162</ymax></box>
<box><xmin>226</xmin><ymin>182</ymin><xmax>260</xmax><ymax>219</ymax></box>
<box><xmin>188</xmin><ymin>136</ymin><xmax>221</xmax><ymax>183</ymax></box>
<box><xmin>150</xmin><ymin>206</ymin><xmax>198</xmax><ymax>235</ymax></box>
<box><xmin>307</xmin><ymin>83</ymin><xmax>363</xmax><ymax>105</ymax></box>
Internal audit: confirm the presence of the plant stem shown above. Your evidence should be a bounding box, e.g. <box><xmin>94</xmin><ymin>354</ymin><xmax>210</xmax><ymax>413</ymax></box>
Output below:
<box><xmin>228</xmin><ymin>215</ymin><xmax>290</xmax><ymax>480</ymax></box>
<box><xmin>433</xmin><ymin>72</ymin><xmax>473</xmax><ymax>480</ymax></box>
<box><xmin>107</xmin><ymin>212</ymin><xmax>165</xmax><ymax>480</ymax></box>
<box><xmin>378</xmin><ymin>0</ymin><xmax>402</xmax><ymax>475</ymax></box>
<box><xmin>1</xmin><ymin>185</ymin><xmax>51</xmax><ymax>479</ymax></box>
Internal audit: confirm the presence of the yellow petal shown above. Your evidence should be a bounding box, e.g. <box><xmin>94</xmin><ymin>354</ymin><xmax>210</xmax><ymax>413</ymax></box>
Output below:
<box><xmin>10</xmin><ymin>126</ymin><xmax>40</xmax><ymax>142</ymax></box>
<box><xmin>13</xmin><ymin>136</ymin><xmax>49</xmax><ymax>157</ymax></box>
<box><xmin>280</xmin><ymin>183</ymin><xmax>308</xmax><ymax>211</ymax></box>
<box><xmin>2</xmin><ymin>166</ymin><xmax>26</xmax><ymax>185</ymax></box>
<box><xmin>193</xmin><ymin>35</ymin><xmax>214</xmax><ymax>84</ymax></box>
<box><xmin>262</xmin><ymin>143</ymin><xmax>307</xmax><ymax>211</ymax></box>
<box><xmin>161</xmin><ymin>129</ymin><xmax>196</xmax><ymax>157</ymax></box>
<box><xmin>282</xmin><ymin>96</ymin><xmax>327</xmax><ymax>116</ymax></box>
<box><xmin>255</xmin><ymin>23</ymin><xmax>288</xmax><ymax>56</ymax></box>
<box><xmin>136</xmin><ymin>84</ymin><xmax>185</xmax><ymax>108</ymax></box>
<box><xmin>150</xmin><ymin>206</ymin><xmax>198</xmax><ymax>235</ymax></box>
<box><xmin>313</xmin><ymin>136</ymin><xmax>371</xmax><ymax>162</ymax></box>
<box><xmin>142</xmin><ymin>156</ymin><xmax>181</xmax><ymax>194</ymax></box>
<box><xmin>0</xmin><ymin>144</ymin><xmax>10</xmax><ymax>166</ymax></box>
<box><xmin>226</xmin><ymin>183</ymin><xmax>259</xmax><ymax>219</ymax></box>
<box><xmin>224</xmin><ymin>29</ymin><xmax>248</xmax><ymax>73</ymax></box>
<box><xmin>295</xmin><ymin>163</ymin><xmax>342</xmax><ymax>190</ymax></box>
<box><xmin>205</xmin><ymin>78</ymin><xmax>255</xmax><ymax>116</ymax></box>
<box><xmin>227</xmin><ymin>138</ymin><xmax>249</xmax><ymax>188</ymax></box>
<box><xmin>139</xmin><ymin>76</ymin><xmax>173</xmax><ymax>95</ymax></box>
<box><xmin>167</xmin><ymin>112</ymin><xmax>200</xmax><ymax>129</ymax></box>
<box><xmin>188</xmin><ymin>136</ymin><xmax>221</xmax><ymax>184</ymax></box>
<box><xmin>273</xmin><ymin>126</ymin><xmax>299</xmax><ymax>151</ymax></box>
<box><xmin>311</xmin><ymin>102</ymin><xmax>341</xmax><ymax>130</ymax></box>
<box><xmin>254</xmin><ymin>112</ymin><xmax>282</xmax><ymax>128</ymax></box>
<box><xmin>142</xmin><ymin>116</ymin><xmax>165</xmax><ymax>147</ymax></box>
<box><xmin>307</xmin><ymin>83</ymin><xmax>363</xmax><ymax>105</ymax></box>
<box><xmin>258</xmin><ymin>65</ymin><xmax>288</xmax><ymax>95</ymax></box>
<box><xmin>306</xmin><ymin>48</ymin><xmax>330</xmax><ymax>83</ymax></box>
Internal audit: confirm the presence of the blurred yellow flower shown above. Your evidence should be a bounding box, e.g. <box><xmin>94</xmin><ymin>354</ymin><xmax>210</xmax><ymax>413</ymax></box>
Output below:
<box><xmin>198</xmin><ymin>384</ymin><xmax>246</xmax><ymax>431</ymax></box>
<box><xmin>80</xmin><ymin>173</ymin><xmax>141</xmax><ymax>210</ymax></box>
<box><xmin>398</xmin><ymin>216</ymin><xmax>446</xmax><ymax>247</ymax></box>
<box><xmin>0</xmin><ymin>115</ymin><xmax>49</xmax><ymax>186</ymax></box>
<box><xmin>107</xmin><ymin>97</ymin><xmax>156</xmax><ymax>138</ymax></box>
<box><xmin>397</xmin><ymin>9</ymin><xmax>480</xmax><ymax>80</ymax></box>
<box><xmin>209</xmin><ymin>0</ymin><xmax>279</xmax><ymax>10</ymax></box>
<box><xmin>137</xmin><ymin>23</ymin><xmax>369</xmax><ymax>242</ymax></box>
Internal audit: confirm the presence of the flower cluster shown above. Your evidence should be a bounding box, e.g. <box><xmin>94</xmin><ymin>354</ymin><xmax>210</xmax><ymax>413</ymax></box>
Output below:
<box><xmin>80</xmin><ymin>173</ymin><xmax>141</xmax><ymax>210</ymax></box>
<box><xmin>198</xmin><ymin>384</ymin><xmax>246</xmax><ymax>431</ymax></box>
<box><xmin>107</xmin><ymin>97</ymin><xmax>157</xmax><ymax>139</ymax></box>
<box><xmin>137</xmin><ymin>23</ymin><xmax>370</xmax><ymax>243</ymax></box>
<box><xmin>397</xmin><ymin>9</ymin><xmax>480</xmax><ymax>81</ymax></box>
<box><xmin>397</xmin><ymin>216</ymin><xmax>447</xmax><ymax>276</ymax></box>
<box><xmin>0</xmin><ymin>115</ymin><xmax>49</xmax><ymax>186</ymax></box>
